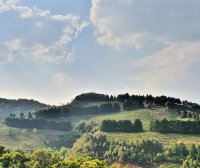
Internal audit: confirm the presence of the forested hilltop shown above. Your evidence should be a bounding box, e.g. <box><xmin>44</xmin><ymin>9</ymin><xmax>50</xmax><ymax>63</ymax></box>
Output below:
<box><xmin>0</xmin><ymin>98</ymin><xmax>49</xmax><ymax>119</ymax></box>
<box><xmin>35</xmin><ymin>92</ymin><xmax>200</xmax><ymax>119</ymax></box>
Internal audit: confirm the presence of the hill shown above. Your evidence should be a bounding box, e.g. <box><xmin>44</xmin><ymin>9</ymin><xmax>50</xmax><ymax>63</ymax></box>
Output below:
<box><xmin>1</xmin><ymin>92</ymin><xmax>200</xmax><ymax>167</ymax></box>
<box><xmin>34</xmin><ymin>92</ymin><xmax>200</xmax><ymax>120</ymax></box>
<box><xmin>0</xmin><ymin>98</ymin><xmax>49</xmax><ymax>120</ymax></box>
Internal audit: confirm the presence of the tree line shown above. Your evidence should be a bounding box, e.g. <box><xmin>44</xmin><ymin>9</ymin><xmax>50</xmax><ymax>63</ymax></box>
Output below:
<box><xmin>150</xmin><ymin>119</ymin><xmax>200</xmax><ymax>134</ymax></box>
<box><xmin>35</xmin><ymin>102</ymin><xmax>121</xmax><ymax>118</ymax></box>
<box><xmin>73</xmin><ymin>92</ymin><xmax>185</xmax><ymax>107</ymax></box>
<box><xmin>179</xmin><ymin>109</ymin><xmax>200</xmax><ymax>120</ymax></box>
<box><xmin>4</xmin><ymin>115</ymin><xmax>71</xmax><ymax>131</ymax></box>
<box><xmin>100</xmin><ymin>119</ymin><xmax>143</xmax><ymax>132</ymax></box>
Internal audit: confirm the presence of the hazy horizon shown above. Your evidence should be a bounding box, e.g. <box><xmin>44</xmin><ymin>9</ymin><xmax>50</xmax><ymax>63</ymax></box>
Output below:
<box><xmin>1</xmin><ymin>91</ymin><xmax>200</xmax><ymax>106</ymax></box>
<box><xmin>0</xmin><ymin>0</ymin><xmax>200</xmax><ymax>105</ymax></box>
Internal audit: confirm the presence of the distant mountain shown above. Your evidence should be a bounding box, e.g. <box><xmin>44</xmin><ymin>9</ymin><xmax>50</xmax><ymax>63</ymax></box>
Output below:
<box><xmin>0</xmin><ymin>98</ymin><xmax>49</xmax><ymax>119</ymax></box>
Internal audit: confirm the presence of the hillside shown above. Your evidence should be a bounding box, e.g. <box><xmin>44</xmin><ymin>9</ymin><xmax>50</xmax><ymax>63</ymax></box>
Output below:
<box><xmin>1</xmin><ymin>93</ymin><xmax>200</xmax><ymax>167</ymax></box>
<box><xmin>0</xmin><ymin>98</ymin><xmax>49</xmax><ymax>119</ymax></box>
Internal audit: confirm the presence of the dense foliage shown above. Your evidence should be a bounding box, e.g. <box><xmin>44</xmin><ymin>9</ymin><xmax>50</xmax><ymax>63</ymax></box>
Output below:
<box><xmin>1</xmin><ymin>134</ymin><xmax>200</xmax><ymax>167</ymax></box>
<box><xmin>35</xmin><ymin>102</ymin><xmax>121</xmax><ymax>118</ymax></box>
<box><xmin>150</xmin><ymin>119</ymin><xmax>200</xmax><ymax>134</ymax></box>
<box><xmin>5</xmin><ymin>114</ymin><xmax>71</xmax><ymax>131</ymax></box>
<box><xmin>72</xmin><ymin>134</ymin><xmax>163</xmax><ymax>165</ymax></box>
<box><xmin>72</xmin><ymin>134</ymin><xmax>200</xmax><ymax>166</ymax></box>
<box><xmin>100</xmin><ymin>119</ymin><xmax>143</xmax><ymax>132</ymax></box>
<box><xmin>75</xmin><ymin>121</ymin><xmax>99</xmax><ymax>134</ymax></box>
<box><xmin>0</xmin><ymin>144</ymin><xmax>110</xmax><ymax>168</ymax></box>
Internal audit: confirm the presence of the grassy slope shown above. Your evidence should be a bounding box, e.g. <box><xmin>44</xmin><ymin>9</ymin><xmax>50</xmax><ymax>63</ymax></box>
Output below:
<box><xmin>81</xmin><ymin>107</ymin><xmax>200</xmax><ymax>147</ymax></box>
<box><xmin>0</xmin><ymin>123</ymin><xmax>69</xmax><ymax>151</ymax></box>
<box><xmin>83</xmin><ymin>107</ymin><xmax>176</xmax><ymax>130</ymax></box>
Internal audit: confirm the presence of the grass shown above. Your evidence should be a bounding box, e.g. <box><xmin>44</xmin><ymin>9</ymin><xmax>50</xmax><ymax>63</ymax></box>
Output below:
<box><xmin>0</xmin><ymin>123</ymin><xmax>70</xmax><ymax>151</ymax></box>
<box><xmin>82</xmin><ymin>107</ymin><xmax>177</xmax><ymax>130</ymax></box>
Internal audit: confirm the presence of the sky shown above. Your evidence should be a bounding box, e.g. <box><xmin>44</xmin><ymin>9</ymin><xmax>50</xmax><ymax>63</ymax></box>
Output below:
<box><xmin>0</xmin><ymin>0</ymin><xmax>200</xmax><ymax>105</ymax></box>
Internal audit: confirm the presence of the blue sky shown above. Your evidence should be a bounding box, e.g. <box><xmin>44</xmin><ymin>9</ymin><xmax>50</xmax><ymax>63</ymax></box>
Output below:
<box><xmin>0</xmin><ymin>0</ymin><xmax>200</xmax><ymax>105</ymax></box>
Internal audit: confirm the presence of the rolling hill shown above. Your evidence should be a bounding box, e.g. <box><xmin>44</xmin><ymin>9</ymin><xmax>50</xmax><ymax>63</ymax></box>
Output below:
<box><xmin>1</xmin><ymin>92</ymin><xmax>200</xmax><ymax>167</ymax></box>
<box><xmin>0</xmin><ymin>98</ymin><xmax>49</xmax><ymax>120</ymax></box>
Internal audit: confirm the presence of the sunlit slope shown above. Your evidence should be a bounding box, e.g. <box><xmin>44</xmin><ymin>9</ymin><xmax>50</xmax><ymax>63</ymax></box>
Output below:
<box><xmin>80</xmin><ymin>107</ymin><xmax>200</xmax><ymax>147</ymax></box>
<box><xmin>83</xmin><ymin>107</ymin><xmax>177</xmax><ymax>130</ymax></box>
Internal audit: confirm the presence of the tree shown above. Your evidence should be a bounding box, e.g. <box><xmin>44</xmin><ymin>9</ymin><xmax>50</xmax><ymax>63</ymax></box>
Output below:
<box><xmin>123</xmin><ymin>101</ymin><xmax>135</xmax><ymax>111</ymax></box>
<box><xmin>20</xmin><ymin>113</ymin><xmax>25</xmax><ymax>119</ymax></box>
<box><xmin>132</xmin><ymin>119</ymin><xmax>143</xmax><ymax>132</ymax></box>
<box><xmin>190</xmin><ymin>144</ymin><xmax>198</xmax><ymax>160</ymax></box>
<box><xmin>113</xmin><ymin>103</ymin><xmax>120</xmax><ymax>112</ymax></box>
<box><xmin>27</xmin><ymin>112</ymin><xmax>33</xmax><ymax>120</ymax></box>
<box><xmin>165</xmin><ymin>101</ymin><xmax>173</xmax><ymax>109</ymax></box>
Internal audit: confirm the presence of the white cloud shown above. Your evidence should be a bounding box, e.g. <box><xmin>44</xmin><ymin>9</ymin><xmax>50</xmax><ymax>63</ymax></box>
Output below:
<box><xmin>129</xmin><ymin>42</ymin><xmax>200</xmax><ymax>89</ymax></box>
<box><xmin>0</xmin><ymin>39</ymin><xmax>21</xmax><ymax>64</ymax></box>
<box><xmin>4</xmin><ymin>39</ymin><xmax>21</xmax><ymax>51</ymax></box>
<box><xmin>0</xmin><ymin>50</ymin><xmax>14</xmax><ymax>64</ymax></box>
<box><xmin>30</xmin><ymin>44</ymin><xmax>75</xmax><ymax>64</ymax></box>
<box><xmin>14</xmin><ymin>6</ymin><xmax>33</xmax><ymax>18</ymax></box>
<box><xmin>52</xmin><ymin>72</ymin><xmax>72</xmax><ymax>85</ymax></box>
<box><xmin>0</xmin><ymin>0</ymin><xmax>19</xmax><ymax>13</ymax></box>
<box><xmin>0</xmin><ymin>0</ymin><xmax>89</xmax><ymax>64</ymax></box>
<box><xmin>90</xmin><ymin>0</ymin><xmax>200</xmax><ymax>49</ymax></box>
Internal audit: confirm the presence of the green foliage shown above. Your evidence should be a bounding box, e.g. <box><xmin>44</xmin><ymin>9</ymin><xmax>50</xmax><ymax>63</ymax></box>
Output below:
<box><xmin>150</xmin><ymin>119</ymin><xmax>200</xmax><ymax>134</ymax></box>
<box><xmin>132</xmin><ymin>119</ymin><xmax>143</xmax><ymax>132</ymax></box>
<box><xmin>75</xmin><ymin>121</ymin><xmax>99</xmax><ymax>134</ymax></box>
<box><xmin>0</xmin><ymin>144</ymin><xmax>110</xmax><ymax>168</ymax></box>
<box><xmin>45</xmin><ymin>132</ymin><xmax>80</xmax><ymax>148</ymax></box>
<box><xmin>123</xmin><ymin>101</ymin><xmax>143</xmax><ymax>111</ymax></box>
<box><xmin>71</xmin><ymin>134</ymin><xmax>163</xmax><ymax>165</ymax></box>
<box><xmin>167</xmin><ymin>143</ymin><xmax>189</xmax><ymax>162</ymax></box>
<box><xmin>5</xmin><ymin>116</ymin><xmax>72</xmax><ymax>131</ymax></box>
<box><xmin>100</xmin><ymin>119</ymin><xmax>143</xmax><ymax>132</ymax></box>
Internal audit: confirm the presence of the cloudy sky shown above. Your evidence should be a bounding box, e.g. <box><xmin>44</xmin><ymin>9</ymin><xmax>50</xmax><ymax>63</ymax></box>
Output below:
<box><xmin>0</xmin><ymin>0</ymin><xmax>200</xmax><ymax>105</ymax></box>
